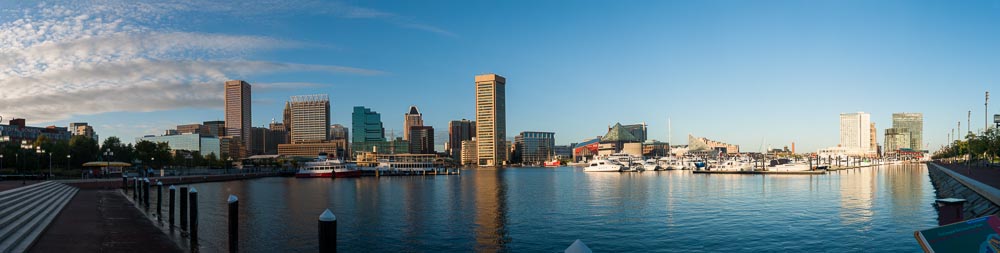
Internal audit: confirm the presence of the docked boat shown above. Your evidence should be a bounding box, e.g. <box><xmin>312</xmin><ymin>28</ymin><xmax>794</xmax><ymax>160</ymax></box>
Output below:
<box><xmin>584</xmin><ymin>160</ymin><xmax>624</xmax><ymax>172</ymax></box>
<box><xmin>643</xmin><ymin>159</ymin><xmax>662</xmax><ymax>171</ymax></box>
<box><xmin>357</xmin><ymin>153</ymin><xmax>443</xmax><ymax>174</ymax></box>
<box><xmin>297</xmin><ymin>153</ymin><xmax>358</xmax><ymax>178</ymax></box>
<box><xmin>543</xmin><ymin>159</ymin><xmax>562</xmax><ymax>167</ymax></box>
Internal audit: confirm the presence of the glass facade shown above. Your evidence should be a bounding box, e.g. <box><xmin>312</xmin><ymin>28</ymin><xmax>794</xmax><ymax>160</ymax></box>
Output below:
<box><xmin>892</xmin><ymin>113</ymin><xmax>923</xmax><ymax>151</ymax></box>
<box><xmin>516</xmin><ymin>131</ymin><xmax>555</xmax><ymax>164</ymax></box>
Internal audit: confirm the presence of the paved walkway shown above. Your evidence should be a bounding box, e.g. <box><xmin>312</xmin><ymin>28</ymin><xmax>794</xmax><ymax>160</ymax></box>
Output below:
<box><xmin>935</xmin><ymin>163</ymin><xmax>1000</xmax><ymax>190</ymax></box>
<box><xmin>30</xmin><ymin>190</ymin><xmax>182</xmax><ymax>253</ymax></box>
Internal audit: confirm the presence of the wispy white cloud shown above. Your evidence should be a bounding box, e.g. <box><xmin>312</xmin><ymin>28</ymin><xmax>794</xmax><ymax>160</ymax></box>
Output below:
<box><xmin>0</xmin><ymin>1</ymin><xmax>384</xmax><ymax>124</ymax></box>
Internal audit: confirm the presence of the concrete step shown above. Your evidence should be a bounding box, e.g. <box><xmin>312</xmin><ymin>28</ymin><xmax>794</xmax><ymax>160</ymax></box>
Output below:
<box><xmin>0</xmin><ymin>183</ymin><xmax>63</xmax><ymax>219</ymax></box>
<box><xmin>0</xmin><ymin>183</ymin><xmax>65</xmax><ymax>231</ymax></box>
<box><xmin>6</xmin><ymin>186</ymin><xmax>77</xmax><ymax>253</ymax></box>
<box><xmin>0</xmin><ymin>182</ymin><xmax>78</xmax><ymax>253</ymax></box>
<box><xmin>0</xmin><ymin>181</ymin><xmax>57</xmax><ymax>203</ymax></box>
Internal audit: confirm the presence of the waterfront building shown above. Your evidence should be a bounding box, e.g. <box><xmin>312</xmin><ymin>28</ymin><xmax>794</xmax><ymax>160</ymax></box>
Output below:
<box><xmin>687</xmin><ymin>135</ymin><xmax>739</xmax><ymax>154</ymax></box>
<box><xmin>69</xmin><ymin>122</ymin><xmax>97</xmax><ymax>140</ymax></box>
<box><xmin>277</xmin><ymin>140</ymin><xmax>348</xmax><ymax>158</ymax></box>
<box><xmin>553</xmin><ymin>145</ymin><xmax>572</xmax><ymax>159</ymax></box>
<box><xmin>839</xmin><ymin>112</ymin><xmax>875</xmax><ymax>156</ymax></box>
<box><xmin>461</xmin><ymin>139</ymin><xmax>478</xmax><ymax>165</ymax></box>
<box><xmin>138</xmin><ymin>133</ymin><xmax>220</xmax><ymax>157</ymax></box>
<box><xmin>164</xmin><ymin>129</ymin><xmax>179</xmax><ymax>136</ymax></box>
<box><xmin>203</xmin><ymin>120</ymin><xmax>225</xmax><ymax>137</ymax></box>
<box><xmin>447</xmin><ymin>119</ymin><xmax>476</xmax><ymax>161</ymax></box>
<box><xmin>329</xmin><ymin>124</ymin><xmax>349</xmax><ymax>141</ymax></box>
<box><xmin>0</xmin><ymin>119</ymin><xmax>72</xmax><ymax>144</ymax></box>
<box><xmin>642</xmin><ymin>140</ymin><xmax>670</xmax><ymax>157</ymax></box>
<box><xmin>225</xmin><ymin>80</ymin><xmax>252</xmax><ymax>158</ymax></box>
<box><xmin>475</xmin><ymin>73</ymin><xmax>507</xmax><ymax>167</ymax></box>
<box><xmin>408</xmin><ymin>126</ymin><xmax>435</xmax><ymax>154</ymax></box>
<box><xmin>884</xmin><ymin>128</ymin><xmax>912</xmax><ymax>153</ymax></box>
<box><xmin>250</xmin><ymin>125</ymin><xmax>290</xmax><ymax>155</ymax></box>
<box><xmin>515</xmin><ymin>131</ymin><xmax>555</xmax><ymax>164</ymax></box>
<box><xmin>403</xmin><ymin>106</ymin><xmax>423</xmax><ymax>141</ymax></box>
<box><xmin>283</xmin><ymin>101</ymin><xmax>292</xmax><ymax>132</ymax></box>
<box><xmin>598</xmin><ymin>123</ymin><xmax>641</xmax><ymax>156</ymax></box>
<box><xmin>622</xmin><ymin>123</ymin><xmax>648</xmax><ymax>142</ymax></box>
<box><xmin>351</xmin><ymin>106</ymin><xmax>387</xmax><ymax>155</ymax></box>
<box><xmin>892</xmin><ymin>113</ymin><xmax>924</xmax><ymax>151</ymax></box>
<box><xmin>573</xmin><ymin>138</ymin><xmax>600</xmax><ymax>161</ymax></box>
<box><xmin>870</xmin><ymin>122</ymin><xmax>878</xmax><ymax>154</ymax></box>
<box><xmin>288</xmin><ymin>94</ymin><xmax>330</xmax><ymax>143</ymax></box>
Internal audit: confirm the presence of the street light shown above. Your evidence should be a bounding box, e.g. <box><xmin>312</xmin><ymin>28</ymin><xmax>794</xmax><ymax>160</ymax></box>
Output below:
<box><xmin>35</xmin><ymin>146</ymin><xmax>44</xmax><ymax>180</ymax></box>
<box><xmin>66</xmin><ymin>154</ymin><xmax>71</xmax><ymax>178</ymax></box>
<box><xmin>104</xmin><ymin>150</ymin><xmax>114</xmax><ymax>177</ymax></box>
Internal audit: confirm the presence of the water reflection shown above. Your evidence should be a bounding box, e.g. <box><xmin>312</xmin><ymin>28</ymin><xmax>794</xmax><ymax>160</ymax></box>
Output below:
<box><xmin>474</xmin><ymin>168</ymin><xmax>510</xmax><ymax>252</ymax></box>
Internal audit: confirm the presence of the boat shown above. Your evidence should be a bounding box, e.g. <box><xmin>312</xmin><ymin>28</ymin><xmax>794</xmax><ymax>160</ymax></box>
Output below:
<box><xmin>296</xmin><ymin>153</ymin><xmax>357</xmax><ymax>178</ymax></box>
<box><xmin>357</xmin><ymin>153</ymin><xmax>443</xmax><ymax>174</ymax></box>
<box><xmin>643</xmin><ymin>159</ymin><xmax>662</xmax><ymax>171</ymax></box>
<box><xmin>583</xmin><ymin>160</ymin><xmax>624</xmax><ymax>172</ymax></box>
<box><xmin>543</xmin><ymin>159</ymin><xmax>561</xmax><ymax>167</ymax></box>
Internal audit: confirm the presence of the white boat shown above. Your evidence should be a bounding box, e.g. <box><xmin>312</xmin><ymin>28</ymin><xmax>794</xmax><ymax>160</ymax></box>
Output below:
<box><xmin>297</xmin><ymin>153</ymin><xmax>357</xmax><ymax>178</ymax></box>
<box><xmin>658</xmin><ymin>157</ymin><xmax>686</xmax><ymax>170</ymax></box>
<box><xmin>584</xmin><ymin>160</ymin><xmax>624</xmax><ymax>172</ymax></box>
<box><xmin>357</xmin><ymin>153</ymin><xmax>442</xmax><ymax>173</ymax></box>
<box><xmin>709</xmin><ymin>159</ymin><xmax>752</xmax><ymax>171</ymax></box>
<box><xmin>643</xmin><ymin>159</ymin><xmax>662</xmax><ymax>171</ymax></box>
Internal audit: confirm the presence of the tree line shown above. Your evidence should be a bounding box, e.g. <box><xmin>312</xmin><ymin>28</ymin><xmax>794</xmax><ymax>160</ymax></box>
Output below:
<box><xmin>1</xmin><ymin>135</ymin><xmax>232</xmax><ymax>172</ymax></box>
<box><xmin>932</xmin><ymin>128</ymin><xmax>1000</xmax><ymax>163</ymax></box>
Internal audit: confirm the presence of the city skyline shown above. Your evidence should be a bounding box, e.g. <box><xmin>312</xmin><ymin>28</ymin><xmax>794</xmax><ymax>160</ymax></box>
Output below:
<box><xmin>2</xmin><ymin>1</ymin><xmax>1000</xmax><ymax>152</ymax></box>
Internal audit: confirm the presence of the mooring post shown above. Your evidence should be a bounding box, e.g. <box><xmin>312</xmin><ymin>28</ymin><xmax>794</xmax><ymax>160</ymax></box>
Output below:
<box><xmin>169</xmin><ymin>185</ymin><xmax>176</xmax><ymax>229</ymax></box>
<box><xmin>228</xmin><ymin>195</ymin><xmax>239</xmax><ymax>253</ymax></box>
<box><xmin>319</xmin><ymin>209</ymin><xmax>337</xmax><ymax>253</ymax></box>
<box><xmin>180</xmin><ymin>186</ymin><xmax>188</xmax><ymax>231</ymax></box>
<box><xmin>156</xmin><ymin>181</ymin><xmax>163</xmax><ymax>221</ymax></box>
<box><xmin>189</xmin><ymin>187</ymin><xmax>199</xmax><ymax>252</ymax></box>
<box><xmin>133</xmin><ymin>177</ymin><xmax>138</xmax><ymax>200</ymax></box>
<box><xmin>144</xmin><ymin>178</ymin><xmax>150</xmax><ymax>211</ymax></box>
<box><xmin>122</xmin><ymin>175</ymin><xmax>128</xmax><ymax>193</ymax></box>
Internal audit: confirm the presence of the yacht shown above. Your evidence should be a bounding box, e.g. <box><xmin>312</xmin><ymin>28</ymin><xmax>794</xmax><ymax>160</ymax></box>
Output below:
<box><xmin>643</xmin><ymin>159</ymin><xmax>662</xmax><ymax>171</ymax></box>
<box><xmin>584</xmin><ymin>160</ymin><xmax>624</xmax><ymax>172</ymax></box>
<box><xmin>297</xmin><ymin>153</ymin><xmax>358</xmax><ymax>178</ymax></box>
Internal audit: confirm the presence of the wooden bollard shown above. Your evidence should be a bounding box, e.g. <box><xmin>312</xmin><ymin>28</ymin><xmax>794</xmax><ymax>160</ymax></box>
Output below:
<box><xmin>180</xmin><ymin>186</ymin><xmax>188</xmax><ymax>231</ymax></box>
<box><xmin>189</xmin><ymin>188</ymin><xmax>199</xmax><ymax>252</ymax></box>
<box><xmin>156</xmin><ymin>181</ymin><xmax>163</xmax><ymax>221</ymax></box>
<box><xmin>228</xmin><ymin>195</ymin><xmax>238</xmax><ymax>253</ymax></box>
<box><xmin>169</xmin><ymin>186</ymin><xmax>176</xmax><ymax>229</ymax></box>
<box><xmin>319</xmin><ymin>209</ymin><xmax>337</xmax><ymax>253</ymax></box>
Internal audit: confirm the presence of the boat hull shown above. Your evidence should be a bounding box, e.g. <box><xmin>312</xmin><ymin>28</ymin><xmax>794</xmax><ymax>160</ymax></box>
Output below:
<box><xmin>295</xmin><ymin>171</ymin><xmax>332</xmax><ymax>178</ymax></box>
<box><xmin>334</xmin><ymin>170</ymin><xmax>362</xmax><ymax>178</ymax></box>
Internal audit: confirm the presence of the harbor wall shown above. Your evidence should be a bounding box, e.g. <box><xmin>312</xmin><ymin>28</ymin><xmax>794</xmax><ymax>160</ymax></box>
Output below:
<box><xmin>927</xmin><ymin>163</ymin><xmax>1000</xmax><ymax>219</ymax></box>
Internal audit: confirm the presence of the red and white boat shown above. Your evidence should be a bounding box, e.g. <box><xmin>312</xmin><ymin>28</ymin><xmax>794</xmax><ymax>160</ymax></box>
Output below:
<box><xmin>543</xmin><ymin>159</ymin><xmax>561</xmax><ymax>167</ymax></box>
<box><xmin>297</xmin><ymin>153</ymin><xmax>358</xmax><ymax>178</ymax></box>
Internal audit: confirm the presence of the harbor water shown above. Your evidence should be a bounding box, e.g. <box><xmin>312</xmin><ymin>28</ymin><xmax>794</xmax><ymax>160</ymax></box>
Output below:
<box><xmin>172</xmin><ymin>164</ymin><xmax>935</xmax><ymax>252</ymax></box>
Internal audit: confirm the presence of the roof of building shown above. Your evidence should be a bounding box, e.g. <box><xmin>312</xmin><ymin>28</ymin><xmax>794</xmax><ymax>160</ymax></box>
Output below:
<box><xmin>600</xmin><ymin>123</ymin><xmax>639</xmax><ymax>143</ymax></box>
<box><xmin>408</xmin><ymin>106</ymin><xmax>420</xmax><ymax>115</ymax></box>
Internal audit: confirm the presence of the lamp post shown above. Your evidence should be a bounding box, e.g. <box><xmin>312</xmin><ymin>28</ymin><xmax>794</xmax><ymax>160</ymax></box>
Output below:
<box><xmin>151</xmin><ymin>157</ymin><xmax>155</xmax><ymax>177</ymax></box>
<box><xmin>35</xmin><ymin>147</ymin><xmax>44</xmax><ymax>180</ymax></box>
<box><xmin>66</xmin><ymin>154</ymin><xmax>71</xmax><ymax>176</ymax></box>
<box><xmin>104</xmin><ymin>150</ymin><xmax>114</xmax><ymax>177</ymax></box>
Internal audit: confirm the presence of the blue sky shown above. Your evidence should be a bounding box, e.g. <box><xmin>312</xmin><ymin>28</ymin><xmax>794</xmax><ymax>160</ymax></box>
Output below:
<box><xmin>1</xmin><ymin>0</ymin><xmax>998</xmax><ymax>152</ymax></box>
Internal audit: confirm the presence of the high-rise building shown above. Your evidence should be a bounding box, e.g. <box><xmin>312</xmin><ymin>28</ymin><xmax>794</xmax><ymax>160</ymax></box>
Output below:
<box><xmin>283</xmin><ymin>102</ymin><xmax>292</xmax><ymax>132</ymax></box>
<box><xmin>839</xmin><ymin>112</ymin><xmax>873</xmax><ymax>155</ymax></box>
<box><xmin>203</xmin><ymin>121</ymin><xmax>225</xmax><ymax>137</ymax></box>
<box><xmin>403</xmin><ymin>106</ymin><xmax>423</xmax><ymax>141</ymax></box>
<box><xmin>475</xmin><ymin>73</ymin><xmax>506</xmax><ymax>167</ymax></box>
<box><xmin>289</xmin><ymin>94</ymin><xmax>330</xmax><ymax>143</ymax></box>
<box><xmin>884</xmin><ymin>128</ymin><xmax>911</xmax><ymax>152</ymax></box>
<box><xmin>225</xmin><ymin>80</ymin><xmax>252</xmax><ymax>158</ymax></box>
<box><xmin>352</xmin><ymin>106</ymin><xmax>386</xmax><ymax>154</ymax></box>
<box><xmin>408</xmin><ymin>126</ymin><xmax>435</xmax><ymax>154</ymax></box>
<box><xmin>69</xmin><ymin>122</ymin><xmax>97</xmax><ymax>140</ymax></box>
<box><xmin>447</xmin><ymin>119</ymin><xmax>475</xmax><ymax>160</ymax></box>
<box><xmin>869</xmin><ymin>122</ymin><xmax>877</xmax><ymax>152</ymax></box>
<box><xmin>892</xmin><ymin>113</ymin><xmax>923</xmax><ymax>150</ymax></box>
<box><xmin>461</xmin><ymin>139</ymin><xmax>478</xmax><ymax>165</ymax></box>
<box><xmin>176</xmin><ymin>124</ymin><xmax>207</xmax><ymax>135</ymax></box>
<box><xmin>329</xmin><ymin>124</ymin><xmax>349</xmax><ymax>141</ymax></box>
<box><xmin>515</xmin><ymin>131</ymin><xmax>555</xmax><ymax>164</ymax></box>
